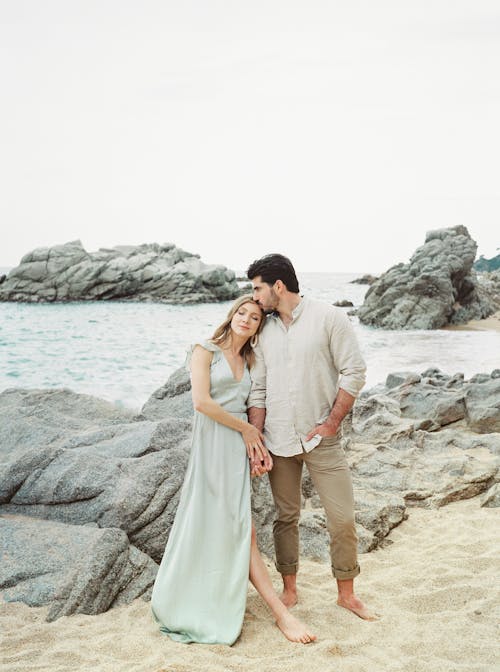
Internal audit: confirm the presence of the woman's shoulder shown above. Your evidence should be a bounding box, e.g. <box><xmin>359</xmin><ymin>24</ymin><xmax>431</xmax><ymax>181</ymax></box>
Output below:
<box><xmin>191</xmin><ymin>339</ymin><xmax>220</xmax><ymax>353</ymax></box>
<box><xmin>185</xmin><ymin>340</ymin><xmax>220</xmax><ymax>369</ymax></box>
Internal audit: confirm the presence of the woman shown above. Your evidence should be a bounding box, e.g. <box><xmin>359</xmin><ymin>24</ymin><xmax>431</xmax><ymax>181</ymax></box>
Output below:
<box><xmin>151</xmin><ymin>295</ymin><xmax>316</xmax><ymax>645</ymax></box>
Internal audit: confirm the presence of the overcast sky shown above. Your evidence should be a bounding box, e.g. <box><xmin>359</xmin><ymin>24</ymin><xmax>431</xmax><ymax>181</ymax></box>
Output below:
<box><xmin>1</xmin><ymin>1</ymin><xmax>499</xmax><ymax>273</ymax></box>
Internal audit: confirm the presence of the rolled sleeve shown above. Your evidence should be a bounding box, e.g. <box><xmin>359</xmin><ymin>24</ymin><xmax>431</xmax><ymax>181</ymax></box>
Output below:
<box><xmin>248</xmin><ymin>344</ymin><xmax>267</xmax><ymax>408</ymax></box>
<box><xmin>329</xmin><ymin>309</ymin><xmax>366</xmax><ymax>398</ymax></box>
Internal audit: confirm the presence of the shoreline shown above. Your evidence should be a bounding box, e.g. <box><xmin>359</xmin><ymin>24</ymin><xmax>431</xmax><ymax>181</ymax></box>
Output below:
<box><xmin>1</xmin><ymin>497</ymin><xmax>498</xmax><ymax>672</ymax></box>
<box><xmin>442</xmin><ymin>310</ymin><xmax>500</xmax><ymax>333</ymax></box>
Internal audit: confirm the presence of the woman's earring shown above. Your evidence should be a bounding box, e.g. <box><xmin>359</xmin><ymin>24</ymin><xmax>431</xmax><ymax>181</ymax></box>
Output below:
<box><xmin>250</xmin><ymin>334</ymin><xmax>258</xmax><ymax>347</ymax></box>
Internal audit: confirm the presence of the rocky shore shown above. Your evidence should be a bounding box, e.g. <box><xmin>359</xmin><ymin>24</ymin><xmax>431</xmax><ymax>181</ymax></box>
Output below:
<box><xmin>0</xmin><ymin>241</ymin><xmax>241</xmax><ymax>304</ymax></box>
<box><xmin>358</xmin><ymin>225</ymin><xmax>498</xmax><ymax>329</ymax></box>
<box><xmin>1</xmin><ymin>365</ymin><xmax>498</xmax><ymax>621</ymax></box>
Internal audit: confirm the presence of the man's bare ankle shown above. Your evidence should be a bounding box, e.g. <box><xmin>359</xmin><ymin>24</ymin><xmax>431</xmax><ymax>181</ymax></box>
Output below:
<box><xmin>337</xmin><ymin>595</ymin><xmax>380</xmax><ymax>621</ymax></box>
<box><xmin>280</xmin><ymin>588</ymin><xmax>298</xmax><ymax>607</ymax></box>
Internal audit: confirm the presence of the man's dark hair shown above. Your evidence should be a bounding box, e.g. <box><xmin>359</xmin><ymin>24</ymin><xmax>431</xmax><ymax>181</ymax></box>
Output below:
<box><xmin>246</xmin><ymin>254</ymin><xmax>300</xmax><ymax>293</ymax></box>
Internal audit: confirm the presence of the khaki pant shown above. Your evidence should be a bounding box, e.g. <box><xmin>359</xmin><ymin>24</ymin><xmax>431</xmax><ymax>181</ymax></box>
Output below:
<box><xmin>267</xmin><ymin>435</ymin><xmax>360</xmax><ymax>581</ymax></box>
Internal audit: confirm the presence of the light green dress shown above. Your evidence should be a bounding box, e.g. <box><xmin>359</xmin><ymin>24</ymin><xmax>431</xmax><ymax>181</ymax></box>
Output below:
<box><xmin>151</xmin><ymin>341</ymin><xmax>252</xmax><ymax>645</ymax></box>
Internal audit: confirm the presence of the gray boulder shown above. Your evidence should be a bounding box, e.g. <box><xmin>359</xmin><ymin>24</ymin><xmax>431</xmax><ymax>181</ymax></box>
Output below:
<box><xmin>0</xmin><ymin>240</ymin><xmax>241</xmax><ymax>304</ymax></box>
<box><xmin>141</xmin><ymin>366</ymin><xmax>193</xmax><ymax>420</ymax></box>
<box><xmin>0</xmin><ymin>514</ymin><xmax>158</xmax><ymax>622</ymax></box>
<box><xmin>346</xmin><ymin>368</ymin><xmax>500</xmax><ymax>509</ymax></box>
<box><xmin>464</xmin><ymin>377</ymin><xmax>500</xmax><ymax>433</ymax></box>
<box><xmin>358</xmin><ymin>225</ymin><xmax>496</xmax><ymax>329</ymax></box>
<box><xmin>376</xmin><ymin>368</ymin><xmax>500</xmax><ymax>434</ymax></box>
<box><xmin>0</xmin><ymin>388</ymin><xmax>191</xmax><ymax>564</ymax></box>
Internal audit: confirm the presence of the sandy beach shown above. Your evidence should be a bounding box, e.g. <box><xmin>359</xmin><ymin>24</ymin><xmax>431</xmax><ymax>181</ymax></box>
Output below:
<box><xmin>2</xmin><ymin>497</ymin><xmax>499</xmax><ymax>672</ymax></box>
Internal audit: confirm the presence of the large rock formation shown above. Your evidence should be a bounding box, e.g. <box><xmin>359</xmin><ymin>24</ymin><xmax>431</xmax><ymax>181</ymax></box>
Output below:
<box><xmin>0</xmin><ymin>240</ymin><xmax>241</xmax><ymax>304</ymax></box>
<box><xmin>358</xmin><ymin>225</ymin><xmax>496</xmax><ymax>329</ymax></box>
<box><xmin>1</xmin><ymin>363</ymin><xmax>498</xmax><ymax>619</ymax></box>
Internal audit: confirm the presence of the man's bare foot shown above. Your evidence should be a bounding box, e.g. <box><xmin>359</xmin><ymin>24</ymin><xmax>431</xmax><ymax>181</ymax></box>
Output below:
<box><xmin>337</xmin><ymin>595</ymin><xmax>380</xmax><ymax>621</ymax></box>
<box><xmin>275</xmin><ymin>612</ymin><xmax>317</xmax><ymax>644</ymax></box>
<box><xmin>280</xmin><ymin>589</ymin><xmax>297</xmax><ymax>608</ymax></box>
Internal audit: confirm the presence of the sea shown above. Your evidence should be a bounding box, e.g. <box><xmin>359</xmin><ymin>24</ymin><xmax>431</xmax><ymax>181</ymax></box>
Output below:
<box><xmin>1</xmin><ymin>270</ymin><xmax>499</xmax><ymax>412</ymax></box>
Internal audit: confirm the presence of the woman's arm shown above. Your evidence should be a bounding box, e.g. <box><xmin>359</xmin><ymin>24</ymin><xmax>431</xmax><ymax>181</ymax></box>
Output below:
<box><xmin>190</xmin><ymin>345</ymin><xmax>267</xmax><ymax>460</ymax></box>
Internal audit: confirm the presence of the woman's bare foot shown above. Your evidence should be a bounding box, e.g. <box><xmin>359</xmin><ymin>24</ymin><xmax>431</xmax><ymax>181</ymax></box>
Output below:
<box><xmin>337</xmin><ymin>595</ymin><xmax>380</xmax><ymax>621</ymax></box>
<box><xmin>275</xmin><ymin>612</ymin><xmax>317</xmax><ymax>644</ymax></box>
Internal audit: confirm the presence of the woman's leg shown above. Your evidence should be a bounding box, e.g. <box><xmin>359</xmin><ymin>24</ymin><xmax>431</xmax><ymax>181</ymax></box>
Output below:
<box><xmin>249</xmin><ymin>525</ymin><xmax>317</xmax><ymax>644</ymax></box>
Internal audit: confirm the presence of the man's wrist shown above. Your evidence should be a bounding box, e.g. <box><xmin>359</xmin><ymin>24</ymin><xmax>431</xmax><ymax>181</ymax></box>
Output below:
<box><xmin>324</xmin><ymin>418</ymin><xmax>341</xmax><ymax>433</ymax></box>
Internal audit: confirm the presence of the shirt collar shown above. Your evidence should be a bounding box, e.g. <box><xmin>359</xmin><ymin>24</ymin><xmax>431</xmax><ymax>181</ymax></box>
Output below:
<box><xmin>292</xmin><ymin>295</ymin><xmax>306</xmax><ymax>319</ymax></box>
<box><xmin>270</xmin><ymin>294</ymin><xmax>306</xmax><ymax>322</ymax></box>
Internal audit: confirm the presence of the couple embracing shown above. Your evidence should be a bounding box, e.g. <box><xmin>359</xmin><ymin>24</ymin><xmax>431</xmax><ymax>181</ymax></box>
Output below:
<box><xmin>150</xmin><ymin>254</ymin><xmax>376</xmax><ymax>646</ymax></box>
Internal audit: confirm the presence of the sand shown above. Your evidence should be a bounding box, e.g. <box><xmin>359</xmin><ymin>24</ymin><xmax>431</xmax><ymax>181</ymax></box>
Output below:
<box><xmin>443</xmin><ymin>310</ymin><xmax>500</xmax><ymax>333</ymax></box>
<box><xmin>2</xmin><ymin>497</ymin><xmax>499</xmax><ymax>672</ymax></box>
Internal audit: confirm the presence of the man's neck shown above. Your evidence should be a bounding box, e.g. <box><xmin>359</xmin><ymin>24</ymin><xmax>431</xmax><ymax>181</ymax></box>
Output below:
<box><xmin>277</xmin><ymin>292</ymin><xmax>301</xmax><ymax>326</ymax></box>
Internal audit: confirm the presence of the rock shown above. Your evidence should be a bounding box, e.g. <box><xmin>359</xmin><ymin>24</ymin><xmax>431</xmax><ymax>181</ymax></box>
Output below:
<box><xmin>358</xmin><ymin>225</ymin><xmax>496</xmax><ymax>329</ymax></box>
<box><xmin>354</xmin><ymin>490</ymin><xmax>408</xmax><ymax>552</ymax></box>
<box><xmin>361</xmin><ymin>367</ymin><xmax>499</xmax><ymax>433</ymax></box>
<box><xmin>333</xmin><ymin>300</ymin><xmax>354</xmax><ymax>307</ymax></box>
<box><xmin>386</xmin><ymin>372</ymin><xmax>422</xmax><ymax>389</ymax></box>
<box><xmin>0</xmin><ymin>514</ymin><xmax>158</xmax><ymax>621</ymax></box>
<box><xmin>476</xmin><ymin>270</ymin><xmax>500</xmax><ymax>308</ymax></box>
<box><xmin>464</xmin><ymin>377</ymin><xmax>500</xmax><ymax>433</ymax></box>
<box><xmin>391</xmin><ymin>383</ymin><xmax>466</xmax><ymax>428</ymax></box>
<box><xmin>141</xmin><ymin>366</ymin><xmax>193</xmax><ymax>421</ymax></box>
<box><xmin>350</xmin><ymin>274</ymin><xmax>378</xmax><ymax>285</ymax></box>
<box><xmin>480</xmin><ymin>483</ymin><xmax>500</xmax><ymax>507</ymax></box>
<box><xmin>0</xmin><ymin>388</ymin><xmax>192</xmax><ymax>564</ymax></box>
<box><xmin>0</xmin><ymin>240</ymin><xmax>241</xmax><ymax>304</ymax></box>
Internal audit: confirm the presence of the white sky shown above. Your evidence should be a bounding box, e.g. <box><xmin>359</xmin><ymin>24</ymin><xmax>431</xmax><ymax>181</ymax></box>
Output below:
<box><xmin>1</xmin><ymin>0</ymin><xmax>499</xmax><ymax>273</ymax></box>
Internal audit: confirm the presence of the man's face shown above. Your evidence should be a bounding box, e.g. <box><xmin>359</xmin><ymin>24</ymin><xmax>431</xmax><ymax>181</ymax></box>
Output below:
<box><xmin>251</xmin><ymin>276</ymin><xmax>279</xmax><ymax>314</ymax></box>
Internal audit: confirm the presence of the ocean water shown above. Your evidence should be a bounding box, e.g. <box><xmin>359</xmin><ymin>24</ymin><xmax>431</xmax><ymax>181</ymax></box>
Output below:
<box><xmin>0</xmin><ymin>271</ymin><xmax>498</xmax><ymax>411</ymax></box>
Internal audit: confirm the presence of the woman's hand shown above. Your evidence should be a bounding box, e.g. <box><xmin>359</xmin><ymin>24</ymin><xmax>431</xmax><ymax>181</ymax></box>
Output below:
<box><xmin>242</xmin><ymin>423</ymin><xmax>266</xmax><ymax>460</ymax></box>
<box><xmin>242</xmin><ymin>423</ymin><xmax>272</xmax><ymax>476</ymax></box>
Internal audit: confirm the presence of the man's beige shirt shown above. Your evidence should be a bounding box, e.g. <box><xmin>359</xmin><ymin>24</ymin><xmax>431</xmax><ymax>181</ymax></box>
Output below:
<box><xmin>248</xmin><ymin>296</ymin><xmax>366</xmax><ymax>457</ymax></box>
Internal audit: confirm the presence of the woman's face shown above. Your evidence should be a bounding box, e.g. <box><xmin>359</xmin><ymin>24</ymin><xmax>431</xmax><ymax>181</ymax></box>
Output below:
<box><xmin>230</xmin><ymin>301</ymin><xmax>263</xmax><ymax>340</ymax></box>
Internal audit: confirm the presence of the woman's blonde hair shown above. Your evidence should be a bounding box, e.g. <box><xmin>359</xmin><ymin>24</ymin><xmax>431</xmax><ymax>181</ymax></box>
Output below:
<box><xmin>211</xmin><ymin>294</ymin><xmax>265</xmax><ymax>367</ymax></box>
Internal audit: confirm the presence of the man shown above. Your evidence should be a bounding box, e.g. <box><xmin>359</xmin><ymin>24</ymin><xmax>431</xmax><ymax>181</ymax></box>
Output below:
<box><xmin>247</xmin><ymin>253</ymin><xmax>376</xmax><ymax>620</ymax></box>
